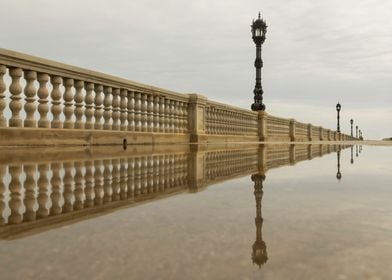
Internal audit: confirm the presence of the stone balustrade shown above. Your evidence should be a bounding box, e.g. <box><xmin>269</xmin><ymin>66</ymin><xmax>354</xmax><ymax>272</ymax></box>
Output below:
<box><xmin>0</xmin><ymin>48</ymin><xmax>357</xmax><ymax>145</ymax></box>
<box><xmin>205</xmin><ymin>101</ymin><xmax>258</xmax><ymax>136</ymax></box>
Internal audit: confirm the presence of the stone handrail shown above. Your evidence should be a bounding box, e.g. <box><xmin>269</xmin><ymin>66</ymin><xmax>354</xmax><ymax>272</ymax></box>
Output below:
<box><xmin>0</xmin><ymin>48</ymin><xmax>357</xmax><ymax>145</ymax></box>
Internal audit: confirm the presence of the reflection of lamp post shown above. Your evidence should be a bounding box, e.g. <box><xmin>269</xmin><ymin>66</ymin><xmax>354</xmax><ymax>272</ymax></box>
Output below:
<box><xmin>336</xmin><ymin>149</ymin><xmax>342</xmax><ymax>181</ymax></box>
<box><xmin>251</xmin><ymin>13</ymin><xmax>267</xmax><ymax>111</ymax></box>
<box><xmin>356</xmin><ymin>126</ymin><xmax>358</xmax><ymax>139</ymax></box>
<box><xmin>350</xmin><ymin>146</ymin><xmax>354</xmax><ymax>164</ymax></box>
<box><xmin>251</xmin><ymin>173</ymin><xmax>268</xmax><ymax>268</ymax></box>
<box><xmin>350</xmin><ymin>119</ymin><xmax>353</xmax><ymax>137</ymax></box>
<box><xmin>336</xmin><ymin>103</ymin><xmax>341</xmax><ymax>133</ymax></box>
<box><xmin>356</xmin><ymin>145</ymin><xmax>359</xmax><ymax>157</ymax></box>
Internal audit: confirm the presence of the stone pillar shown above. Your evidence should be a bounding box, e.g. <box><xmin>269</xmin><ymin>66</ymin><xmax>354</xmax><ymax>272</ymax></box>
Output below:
<box><xmin>319</xmin><ymin>127</ymin><xmax>324</xmax><ymax>141</ymax></box>
<box><xmin>307</xmin><ymin>124</ymin><xmax>312</xmax><ymax>141</ymax></box>
<box><xmin>188</xmin><ymin>94</ymin><xmax>207</xmax><ymax>143</ymax></box>
<box><xmin>289</xmin><ymin>119</ymin><xmax>296</xmax><ymax>142</ymax></box>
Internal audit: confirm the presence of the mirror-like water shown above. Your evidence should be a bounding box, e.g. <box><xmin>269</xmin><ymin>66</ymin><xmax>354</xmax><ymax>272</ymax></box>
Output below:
<box><xmin>0</xmin><ymin>144</ymin><xmax>391</xmax><ymax>279</ymax></box>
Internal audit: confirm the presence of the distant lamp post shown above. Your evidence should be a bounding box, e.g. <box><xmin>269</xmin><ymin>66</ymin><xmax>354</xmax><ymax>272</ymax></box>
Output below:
<box><xmin>350</xmin><ymin>119</ymin><xmax>354</xmax><ymax>137</ymax></box>
<box><xmin>336</xmin><ymin>103</ymin><xmax>341</xmax><ymax>133</ymax></box>
<box><xmin>356</xmin><ymin>125</ymin><xmax>358</xmax><ymax>138</ymax></box>
<box><xmin>251</xmin><ymin>12</ymin><xmax>267</xmax><ymax>111</ymax></box>
<box><xmin>359</xmin><ymin>130</ymin><xmax>362</xmax><ymax>140</ymax></box>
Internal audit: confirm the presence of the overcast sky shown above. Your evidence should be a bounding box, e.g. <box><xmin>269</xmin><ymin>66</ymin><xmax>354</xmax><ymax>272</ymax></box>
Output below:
<box><xmin>1</xmin><ymin>0</ymin><xmax>391</xmax><ymax>139</ymax></box>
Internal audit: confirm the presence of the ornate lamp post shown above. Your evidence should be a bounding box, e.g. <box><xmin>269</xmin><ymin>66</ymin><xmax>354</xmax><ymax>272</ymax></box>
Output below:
<box><xmin>350</xmin><ymin>119</ymin><xmax>354</xmax><ymax>137</ymax></box>
<box><xmin>251</xmin><ymin>13</ymin><xmax>267</xmax><ymax>111</ymax></box>
<box><xmin>336</xmin><ymin>103</ymin><xmax>341</xmax><ymax>132</ymax></box>
<box><xmin>356</xmin><ymin>125</ymin><xmax>358</xmax><ymax>138</ymax></box>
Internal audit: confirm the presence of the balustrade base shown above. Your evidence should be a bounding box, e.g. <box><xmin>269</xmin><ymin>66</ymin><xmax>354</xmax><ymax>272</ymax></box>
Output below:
<box><xmin>0</xmin><ymin>128</ymin><xmax>190</xmax><ymax>146</ymax></box>
<box><xmin>191</xmin><ymin>134</ymin><xmax>259</xmax><ymax>144</ymax></box>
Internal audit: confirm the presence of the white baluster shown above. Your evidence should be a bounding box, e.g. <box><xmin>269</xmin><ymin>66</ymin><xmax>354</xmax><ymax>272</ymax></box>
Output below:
<box><xmin>127</xmin><ymin>91</ymin><xmax>135</xmax><ymax>131</ymax></box>
<box><xmin>9</xmin><ymin>68</ymin><xmax>23</xmax><ymax>127</ymax></box>
<box><xmin>153</xmin><ymin>95</ymin><xmax>160</xmax><ymax>132</ymax></box>
<box><xmin>134</xmin><ymin>92</ymin><xmax>141</xmax><ymax>132</ymax></box>
<box><xmin>159</xmin><ymin>96</ymin><xmax>165</xmax><ymax>133</ymax></box>
<box><xmin>74</xmin><ymin>80</ymin><xmax>85</xmax><ymax>129</ymax></box>
<box><xmin>63</xmin><ymin>78</ymin><xmax>74</xmax><ymax>129</ymax></box>
<box><xmin>103</xmin><ymin>86</ymin><xmax>112</xmax><ymax>130</ymax></box>
<box><xmin>94</xmin><ymin>85</ymin><xmax>104</xmax><ymax>130</ymax></box>
<box><xmin>147</xmin><ymin>94</ymin><xmax>154</xmax><ymax>132</ymax></box>
<box><xmin>112</xmin><ymin>88</ymin><xmax>120</xmax><ymax>130</ymax></box>
<box><xmin>0</xmin><ymin>65</ymin><xmax>6</xmax><ymax>127</ymax></box>
<box><xmin>170</xmin><ymin>100</ymin><xmax>175</xmax><ymax>133</ymax></box>
<box><xmin>84</xmin><ymin>82</ymin><xmax>95</xmax><ymax>129</ymax></box>
<box><xmin>140</xmin><ymin>93</ymin><xmax>147</xmax><ymax>132</ymax></box>
<box><xmin>50</xmin><ymin>76</ymin><xmax>63</xmax><ymax>128</ymax></box>
<box><xmin>120</xmin><ymin>89</ymin><xmax>128</xmax><ymax>131</ymax></box>
<box><xmin>164</xmin><ymin>98</ymin><xmax>170</xmax><ymax>133</ymax></box>
<box><xmin>174</xmin><ymin>101</ymin><xmax>180</xmax><ymax>133</ymax></box>
<box><xmin>23</xmin><ymin>70</ymin><xmax>37</xmax><ymax>128</ymax></box>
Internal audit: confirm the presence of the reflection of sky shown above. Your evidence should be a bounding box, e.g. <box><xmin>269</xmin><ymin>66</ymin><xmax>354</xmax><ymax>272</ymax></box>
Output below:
<box><xmin>1</xmin><ymin>145</ymin><xmax>392</xmax><ymax>279</ymax></box>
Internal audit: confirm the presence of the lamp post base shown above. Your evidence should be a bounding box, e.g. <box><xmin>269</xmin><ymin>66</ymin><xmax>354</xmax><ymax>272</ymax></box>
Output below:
<box><xmin>251</xmin><ymin>103</ymin><xmax>265</xmax><ymax>111</ymax></box>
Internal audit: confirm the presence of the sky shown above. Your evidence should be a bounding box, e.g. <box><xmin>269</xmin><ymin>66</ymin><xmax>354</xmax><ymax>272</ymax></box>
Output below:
<box><xmin>1</xmin><ymin>0</ymin><xmax>391</xmax><ymax>139</ymax></box>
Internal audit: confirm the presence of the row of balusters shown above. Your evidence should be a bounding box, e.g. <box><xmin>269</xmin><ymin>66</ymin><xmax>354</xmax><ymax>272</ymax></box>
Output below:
<box><xmin>0</xmin><ymin>65</ymin><xmax>188</xmax><ymax>132</ymax></box>
<box><xmin>205</xmin><ymin>150</ymin><xmax>258</xmax><ymax>180</ymax></box>
<box><xmin>205</xmin><ymin>106</ymin><xmax>259</xmax><ymax>135</ymax></box>
<box><xmin>0</xmin><ymin>154</ymin><xmax>188</xmax><ymax>225</ymax></box>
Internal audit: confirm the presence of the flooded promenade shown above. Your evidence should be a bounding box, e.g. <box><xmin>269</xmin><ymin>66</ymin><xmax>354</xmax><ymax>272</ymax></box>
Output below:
<box><xmin>1</xmin><ymin>143</ymin><xmax>392</xmax><ymax>279</ymax></box>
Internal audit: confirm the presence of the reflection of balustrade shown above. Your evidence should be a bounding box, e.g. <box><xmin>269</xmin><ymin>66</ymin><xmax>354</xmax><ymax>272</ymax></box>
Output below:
<box><xmin>0</xmin><ymin>143</ymin><xmax>351</xmax><ymax>238</ymax></box>
<box><xmin>0</xmin><ymin>153</ymin><xmax>188</xmax><ymax>233</ymax></box>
